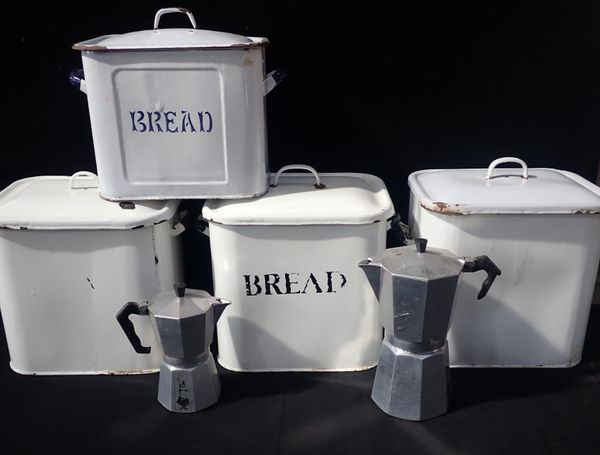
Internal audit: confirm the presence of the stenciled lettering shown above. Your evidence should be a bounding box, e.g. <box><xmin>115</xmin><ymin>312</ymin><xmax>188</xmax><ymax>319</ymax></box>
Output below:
<box><xmin>284</xmin><ymin>273</ymin><xmax>301</xmax><ymax>294</ymax></box>
<box><xmin>128</xmin><ymin>109</ymin><xmax>214</xmax><ymax>134</ymax></box>
<box><xmin>164</xmin><ymin>111</ymin><xmax>177</xmax><ymax>133</ymax></box>
<box><xmin>180</xmin><ymin>111</ymin><xmax>196</xmax><ymax>133</ymax></box>
<box><xmin>326</xmin><ymin>271</ymin><xmax>347</xmax><ymax>293</ymax></box>
<box><xmin>130</xmin><ymin>111</ymin><xmax>147</xmax><ymax>132</ymax></box>
<box><xmin>302</xmin><ymin>273</ymin><xmax>323</xmax><ymax>294</ymax></box>
<box><xmin>197</xmin><ymin>111</ymin><xmax>213</xmax><ymax>132</ymax></box>
<box><xmin>243</xmin><ymin>271</ymin><xmax>348</xmax><ymax>297</ymax></box>
<box><xmin>244</xmin><ymin>275</ymin><xmax>262</xmax><ymax>296</ymax></box>
<box><xmin>264</xmin><ymin>274</ymin><xmax>283</xmax><ymax>295</ymax></box>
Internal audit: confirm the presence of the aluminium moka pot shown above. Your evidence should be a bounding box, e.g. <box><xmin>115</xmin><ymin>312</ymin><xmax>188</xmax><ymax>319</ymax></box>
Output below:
<box><xmin>359</xmin><ymin>238</ymin><xmax>501</xmax><ymax>421</ymax></box>
<box><xmin>117</xmin><ymin>283</ymin><xmax>230</xmax><ymax>413</ymax></box>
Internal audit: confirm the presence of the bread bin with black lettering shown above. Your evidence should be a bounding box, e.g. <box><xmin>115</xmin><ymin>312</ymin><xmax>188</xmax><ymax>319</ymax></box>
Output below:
<box><xmin>201</xmin><ymin>165</ymin><xmax>396</xmax><ymax>371</ymax></box>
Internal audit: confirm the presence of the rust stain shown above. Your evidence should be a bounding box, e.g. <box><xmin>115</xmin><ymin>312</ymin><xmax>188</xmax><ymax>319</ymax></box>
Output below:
<box><xmin>421</xmin><ymin>202</ymin><xmax>465</xmax><ymax>216</ymax></box>
<box><xmin>72</xmin><ymin>44</ymin><xmax>108</xmax><ymax>51</ymax></box>
<box><xmin>422</xmin><ymin>202</ymin><xmax>600</xmax><ymax>216</ymax></box>
<box><xmin>106</xmin><ymin>370</ymin><xmax>156</xmax><ymax>376</ymax></box>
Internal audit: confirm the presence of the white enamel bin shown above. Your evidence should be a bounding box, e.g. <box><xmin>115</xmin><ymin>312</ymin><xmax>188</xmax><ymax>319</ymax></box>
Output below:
<box><xmin>202</xmin><ymin>165</ymin><xmax>396</xmax><ymax>372</ymax></box>
<box><xmin>408</xmin><ymin>157</ymin><xmax>600</xmax><ymax>367</ymax></box>
<box><xmin>0</xmin><ymin>172</ymin><xmax>183</xmax><ymax>375</ymax></box>
<box><xmin>71</xmin><ymin>7</ymin><xmax>282</xmax><ymax>201</ymax></box>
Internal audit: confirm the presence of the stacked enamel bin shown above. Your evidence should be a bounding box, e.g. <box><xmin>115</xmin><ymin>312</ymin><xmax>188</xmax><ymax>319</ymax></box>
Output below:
<box><xmin>0</xmin><ymin>7</ymin><xmax>398</xmax><ymax>376</ymax></box>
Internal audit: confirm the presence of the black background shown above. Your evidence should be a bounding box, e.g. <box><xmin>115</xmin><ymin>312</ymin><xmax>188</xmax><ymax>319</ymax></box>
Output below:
<box><xmin>3</xmin><ymin>1</ymin><xmax>600</xmax><ymax>453</ymax></box>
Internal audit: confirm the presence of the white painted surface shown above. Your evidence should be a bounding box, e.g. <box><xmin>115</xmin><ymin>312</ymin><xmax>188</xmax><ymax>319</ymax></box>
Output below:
<box><xmin>0</xmin><ymin>176</ymin><xmax>183</xmax><ymax>374</ymax></box>
<box><xmin>203</xmin><ymin>170</ymin><xmax>394</xmax><ymax>371</ymax></box>
<box><xmin>409</xmin><ymin>165</ymin><xmax>600</xmax><ymax>214</ymax></box>
<box><xmin>408</xmin><ymin>159</ymin><xmax>600</xmax><ymax>367</ymax></box>
<box><xmin>73</xmin><ymin>8</ymin><xmax>267</xmax><ymax>51</ymax></box>
<box><xmin>208</xmin><ymin>223</ymin><xmax>387</xmax><ymax>372</ymax></box>
<box><xmin>0</xmin><ymin>174</ymin><xmax>177</xmax><ymax>229</ymax></box>
<box><xmin>79</xmin><ymin>48</ymin><xmax>270</xmax><ymax>200</ymax></box>
<box><xmin>73</xmin><ymin>8</ymin><xmax>272</xmax><ymax>200</ymax></box>
<box><xmin>203</xmin><ymin>171</ymin><xmax>395</xmax><ymax>225</ymax></box>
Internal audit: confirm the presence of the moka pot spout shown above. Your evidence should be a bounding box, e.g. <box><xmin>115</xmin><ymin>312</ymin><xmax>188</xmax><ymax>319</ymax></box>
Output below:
<box><xmin>358</xmin><ymin>259</ymin><xmax>382</xmax><ymax>299</ymax></box>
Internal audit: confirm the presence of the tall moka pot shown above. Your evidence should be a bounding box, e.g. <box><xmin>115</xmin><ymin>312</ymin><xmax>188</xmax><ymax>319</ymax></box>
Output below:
<box><xmin>359</xmin><ymin>238</ymin><xmax>501</xmax><ymax>421</ymax></box>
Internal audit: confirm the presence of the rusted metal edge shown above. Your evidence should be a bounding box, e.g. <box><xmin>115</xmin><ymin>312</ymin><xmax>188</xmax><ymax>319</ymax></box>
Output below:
<box><xmin>9</xmin><ymin>361</ymin><xmax>159</xmax><ymax>375</ymax></box>
<box><xmin>105</xmin><ymin>369</ymin><xmax>158</xmax><ymax>375</ymax></box>
<box><xmin>421</xmin><ymin>201</ymin><xmax>465</xmax><ymax>216</ymax></box>
<box><xmin>420</xmin><ymin>201</ymin><xmax>600</xmax><ymax>216</ymax></box>
<box><xmin>72</xmin><ymin>41</ymin><xmax>269</xmax><ymax>52</ymax></box>
<box><xmin>0</xmin><ymin>223</ymin><xmax>163</xmax><ymax>230</ymax></box>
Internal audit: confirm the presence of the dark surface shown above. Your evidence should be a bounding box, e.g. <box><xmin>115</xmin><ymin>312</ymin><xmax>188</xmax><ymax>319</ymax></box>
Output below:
<box><xmin>3</xmin><ymin>2</ymin><xmax>600</xmax><ymax>453</ymax></box>
<box><xmin>1</xmin><ymin>307</ymin><xmax>599</xmax><ymax>454</ymax></box>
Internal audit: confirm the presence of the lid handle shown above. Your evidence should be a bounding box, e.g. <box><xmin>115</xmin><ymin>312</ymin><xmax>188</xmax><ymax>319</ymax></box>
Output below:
<box><xmin>271</xmin><ymin>164</ymin><xmax>325</xmax><ymax>189</ymax></box>
<box><xmin>154</xmin><ymin>7</ymin><xmax>197</xmax><ymax>30</ymax></box>
<box><xmin>69</xmin><ymin>171</ymin><xmax>98</xmax><ymax>190</ymax></box>
<box><xmin>415</xmin><ymin>238</ymin><xmax>428</xmax><ymax>253</ymax></box>
<box><xmin>486</xmin><ymin>157</ymin><xmax>528</xmax><ymax>180</ymax></box>
<box><xmin>174</xmin><ymin>282</ymin><xmax>186</xmax><ymax>298</ymax></box>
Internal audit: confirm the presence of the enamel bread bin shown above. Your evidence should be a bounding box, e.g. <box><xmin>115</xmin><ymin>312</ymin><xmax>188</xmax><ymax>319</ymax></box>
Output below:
<box><xmin>408</xmin><ymin>157</ymin><xmax>600</xmax><ymax>367</ymax></box>
<box><xmin>202</xmin><ymin>165</ymin><xmax>396</xmax><ymax>372</ymax></box>
<box><xmin>0</xmin><ymin>172</ymin><xmax>183</xmax><ymax>375</ymax></box>
<box><xmin>71</xmin><ymin>7</ymin><xmax>282</xmax><ymax>201</ymax></box>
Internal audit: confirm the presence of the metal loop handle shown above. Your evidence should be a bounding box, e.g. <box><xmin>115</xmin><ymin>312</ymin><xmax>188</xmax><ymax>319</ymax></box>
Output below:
<box><xmin>69</xmin><ymin>171</ymin><xmax>99</xmax><ymax>190</ymax></box>
<box><xmin>486</xmin><ymin>157</ymin><xmax>529</xmax><ymax>179</ymax></box>
<box><xmin>271</xmin><ymin>164</ymin><xmax>325</xmax><ymax>189</ymax></box>
<box><xmin>154</xmin><ymin>7</ymin><xmax>197</xmax><ymax>29</ymax></box>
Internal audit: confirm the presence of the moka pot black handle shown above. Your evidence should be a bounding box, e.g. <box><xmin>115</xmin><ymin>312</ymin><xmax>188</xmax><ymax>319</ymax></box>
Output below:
<box><xmin>462</xmin><ymin>256</ymin><xmax>502</xmax><ymax>300</ymax></box>
<box><xmin>116</xmin><ymin>302</ymin><xmax>151</xmax><ymax>354</ymax></box>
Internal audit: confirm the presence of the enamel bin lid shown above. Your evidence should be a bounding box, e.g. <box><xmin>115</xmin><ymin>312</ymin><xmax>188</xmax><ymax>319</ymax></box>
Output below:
<box><xmin>409</xmin><ymin>157</ymin><xmax>600</xmax><ymax>215</ymax></box>
<box><xmin>202</xmin><ymin>165</ymin><xmax>395</xmax><ymax>225</ymax></box>
<box><xmin>72</xmin><ymin>7</ymin><xmax>268</xmax><ymax>51</ymax></box>
<box><xmin>0</xmin><ymin>173</ymin><xmax>178</xmax><ymax>230</ymax></box>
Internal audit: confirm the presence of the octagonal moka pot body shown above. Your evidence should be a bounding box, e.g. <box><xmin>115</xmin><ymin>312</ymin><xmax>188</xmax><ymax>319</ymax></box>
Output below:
<box><xmin>359</xmin><ymin>239</ymin><xmax>501</xmax><ymax>421</ymax></box>
<box><xmin>117</xmin><ymin>283</ymin><xmax>230</xmax><ymax>413</ymax></box>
